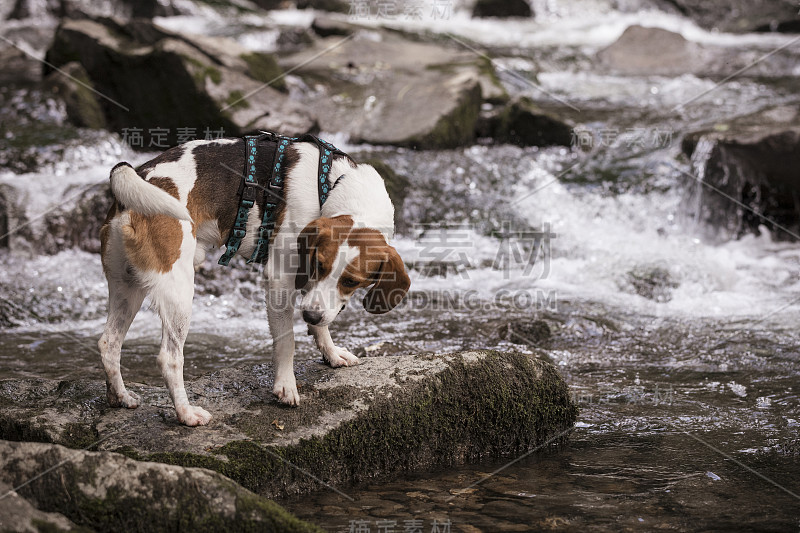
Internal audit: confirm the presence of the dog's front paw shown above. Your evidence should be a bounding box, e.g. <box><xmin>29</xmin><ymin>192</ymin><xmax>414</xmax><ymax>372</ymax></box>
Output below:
<box><xmin>324</xmin><ymin>346</ymin><xmax>360</xmax><ymax>368</ymax></box>
<box><xmin>176</xmin><ymin>405</ymin><xmax>212</xmax><ymax>426</ymax></box>
<box><xmin>273</xmin><ymin>377</ymin><xmax>300</xmax><ymax>406</ymax></box>
<box><xmin>107</xmin><ymin>387</ymin><xmax>140</xmax><ymax>409</ymax></box>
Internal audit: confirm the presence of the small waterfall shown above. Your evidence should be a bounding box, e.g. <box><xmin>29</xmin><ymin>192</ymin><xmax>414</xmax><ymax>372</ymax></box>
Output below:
<box><xmin>685</xmin><ymin>136</ymin><xmax>716</xmax><ymax>233</ymax></box>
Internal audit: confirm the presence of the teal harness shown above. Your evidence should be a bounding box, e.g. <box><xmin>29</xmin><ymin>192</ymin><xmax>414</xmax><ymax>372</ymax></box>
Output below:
<box><xmin>218</xmin><ymin>132</ymin><xmax>347</xmax><ymax>266</ymax></box>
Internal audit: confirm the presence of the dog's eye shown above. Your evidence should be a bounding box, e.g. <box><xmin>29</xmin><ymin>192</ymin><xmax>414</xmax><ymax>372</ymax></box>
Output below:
<box><xmin>341</xmin><ymin>277</ymin><xmax>360</xmax><ymax>288</ymax></box>
<box><xmin>315</xmin><ymin>259</ymin><xmax>324</xmax><ymax>275</ymax></box>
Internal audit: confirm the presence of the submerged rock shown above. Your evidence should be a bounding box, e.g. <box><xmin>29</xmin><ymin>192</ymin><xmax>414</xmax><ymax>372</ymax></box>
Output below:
<box><xmin>0</xmin><ymin>440</ymin><xmax>320</xmax><ymax>532</ymax></box>
<box><xmin>623</xmin><ymin>264</ymin><xmax>679</xmax><ymax>302</ymax></box>
<box><xmin>44</xmin><ymin>17</ymin><xmax>316</xmax><ymax>147</ymax></box>
<box><xmin>281</xmin><ymin>31</ymin><xmax>503</xmax><ymax>149</ymax></box>
<box><xmin>492</xmin><ymin>319</ymin><xmax>552</xmax><ymax>346</ymax></box>
<box><xmin>682</xmin><ymin>107</ymin><xmax>800</xmax><ymax>241</ymax></box>
<box><xmin>0</xmin><ymin>350</ymin><xmax>577</xmax><ymax>498</ymax></box>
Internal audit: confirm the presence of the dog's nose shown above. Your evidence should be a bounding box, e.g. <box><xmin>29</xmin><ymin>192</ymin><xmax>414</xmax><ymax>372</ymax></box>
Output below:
<box><xmin>302</xmin><ymin>310</ymin><xmax>322</xmax><ymax>325</ymax></box>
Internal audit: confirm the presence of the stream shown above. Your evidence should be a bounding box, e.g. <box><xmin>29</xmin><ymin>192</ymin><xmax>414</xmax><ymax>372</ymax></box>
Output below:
<box><xmin>1</xmin><ymin>0</ymin><xmax>800</xmax><ymax>530</ymax></box>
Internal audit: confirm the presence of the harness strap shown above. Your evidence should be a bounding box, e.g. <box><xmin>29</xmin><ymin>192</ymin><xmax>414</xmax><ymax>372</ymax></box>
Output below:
<box><xmin>218</xmin><ymin>135</ymin><xmax>260</xmax><ymax>266</ymax></box>
<box><xmin>218</xmin><ymin>132</ymin><xmax>347</xmax><ymax>266</ymax></box>
<box><xmin>248</xmin><ymin>136</ymin><xmax>290</xmax><ymax>264</ymax></box>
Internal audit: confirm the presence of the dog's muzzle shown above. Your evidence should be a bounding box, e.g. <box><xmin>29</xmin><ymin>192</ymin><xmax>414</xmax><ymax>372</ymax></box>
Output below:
<box><xmin>302</xmin><ymin>310</ymin><xmax>323</xmax><ymax>325</ymax></box>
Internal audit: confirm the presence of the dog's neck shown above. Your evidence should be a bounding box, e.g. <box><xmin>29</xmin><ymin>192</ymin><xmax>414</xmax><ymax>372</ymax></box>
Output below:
<box><xmin>321</xmin><ymin>164</ymin><xmax>395</xmax><ymax>241</ymax></box>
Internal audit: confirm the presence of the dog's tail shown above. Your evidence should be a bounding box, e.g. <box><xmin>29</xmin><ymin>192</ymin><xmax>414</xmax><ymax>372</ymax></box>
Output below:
<box><xmin>109</xmin><ymin>162</ymin><xmax>192</xmax><ymax>221</ymax></box>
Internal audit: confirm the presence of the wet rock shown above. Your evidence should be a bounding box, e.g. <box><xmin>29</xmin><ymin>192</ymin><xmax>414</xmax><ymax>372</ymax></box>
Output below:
<box><xmin>472</xmin><ymin>0</ymin><xmax>532</xmax><ymax>18</ymax></box>
<box><xmin>0</xmin><ymin>350</ymin><xmax>577</xmax><ymax>498</ymax></box>
<box><xmin>623</xmin><ymin>264</ymin><xmax>678</xmax><ymax>302</ymax></box>
<box><xmin>310</xmin><ymin>15</ymin><xmax>357</xmax><ymax>37</ymax></box>
<box><xmin>44</xmin><ymin>17</ymin><xmax>316</xmax><ymax>147</ymax></box>
<box><xmin>0</xmin><ymin>44</ymin><xmax>42</xmax><ymax>86</ymax></box>
<box><xmin>477</xmin><ymin>98</ymin><xmax>572</xmax><ymax>147</ymax></box>
<box><xmin>296</xmin><ymin>0</ymin><xmax>350</xmax><ymax>13</ymax></box>
<box><xmin>598</xmin><ymin>25</ymin><xmax>708</xmax><ymax>76</ymax></box>
<box><xmin>492</xmin><ymin>319</ymin><xmax>551</xmax><ymax>346</ymax></box>
<box><xmin>8</xmin><ymin>0</ymin><xmax>188</xmax><ymax>20</ymax></box>
<box><xmin>0</xmin><ymin>480</ymin><xmax>79</xmax><ymax>533</ymax></box>
<box><xmin>0</xmin><ymin>440</ymin><xmax>320</xmax><ymax>532</ymax></box>
<box><xmin>355</xmin><ymin>340</ymin><xmax>409</xmax><ymax>357</ymax></box>
<box><xmin>43</xmin><ymin>61</ymin><xmax>106</xmax><ymax>130</ymax></box>
<box><xmin>282</xmin><ymin>31</ymin><xmax>503</xmax><ymax>148</ymax></box>
<box><xmin>43</xmin><ymin>182</ymin><xmax>114</xmax><ymax>253</ymax></box>
<box><xmin>654</xmin><ymin>0</ymin><xmax>799</xmax><ymax>33</ymax></box>
<box><xmin>682</xmin><ymin>107</ymin><xmax>800</xmax><ymax>241</ymax></box>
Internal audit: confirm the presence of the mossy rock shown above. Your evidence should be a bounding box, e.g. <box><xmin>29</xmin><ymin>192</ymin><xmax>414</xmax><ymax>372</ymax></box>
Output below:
<box><xmin>43</xmin><ymin>17</ymin><xmax>314</xmax><ymax>147</ymax></box>
<box><xmin>240</xmin><ymin>52</ymin><xmax>286</xmax><ymax>92</ymax></box>
<box><xmin>0</xmin><ymin>440</ymin><xmax>320</xmax><ymax>532</ymax></box>
<box><xmin>280</xmin><ymin>32</ymin><xmax>501</xmax><ymax>149</ymax></box>
<box><xmin>0</xmin><ymin>351</ymin><xmax>577</xmax><ymax>499</ymax></box>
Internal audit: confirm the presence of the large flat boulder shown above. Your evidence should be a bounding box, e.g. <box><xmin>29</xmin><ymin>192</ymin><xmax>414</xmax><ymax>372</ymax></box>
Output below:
<box><xmin>0</xmin><ymin>440</ymin><xmax>320</xmax><ymax>532</ymax></box>
<box><xmin>44</xmin><ymin>17</ymin><xmax>316</xmax><ymax>144</ymax></box>
<box><xmin>681</xmin><ymin>106</ymin><xmax>800</xmax><ymax>242</ymax></box>
<box><xmin>0</xmin><ymin>350</ymin><xmax>577</xmax><ymax>498</ymax></box>
<box><xmin>280</xmin><ymin>31</ymin><xmax>506</xmax><ymax>148</ymax></box>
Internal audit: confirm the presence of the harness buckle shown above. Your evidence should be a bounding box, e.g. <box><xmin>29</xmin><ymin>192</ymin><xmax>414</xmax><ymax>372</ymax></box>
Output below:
<box><xmin>242</xmin><ymin>184</ymin><xmax>257</xmax><ymax>203</ymax></box>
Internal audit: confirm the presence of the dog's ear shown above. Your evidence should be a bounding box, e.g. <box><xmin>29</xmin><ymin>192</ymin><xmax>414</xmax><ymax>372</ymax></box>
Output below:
<box><xmin>295</xmin><ymin>219</ymin><xmax>322</xmax><ymax>290</ymax></box>
<box><xmin>363</xmin><ymin>245</ymin><xmax>410</xmax><ymax>314</ymax></box>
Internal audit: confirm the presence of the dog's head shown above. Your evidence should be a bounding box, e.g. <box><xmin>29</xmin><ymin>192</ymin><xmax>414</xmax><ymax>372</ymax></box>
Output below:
<box><xmin>295</xmin><ymin>215</ymin><xmax>410</xmax><ymax>326</ymax></box>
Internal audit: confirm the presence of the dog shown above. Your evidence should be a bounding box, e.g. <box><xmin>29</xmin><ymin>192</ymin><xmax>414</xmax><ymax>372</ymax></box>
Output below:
<box><xmin>98</xmin><ymin>136</ymin><xmax>410</xmax><ymax>426</ymax></box>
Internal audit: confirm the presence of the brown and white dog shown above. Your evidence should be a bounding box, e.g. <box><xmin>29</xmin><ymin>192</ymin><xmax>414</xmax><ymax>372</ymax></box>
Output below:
<box><xmin>99</xmin><ymin>138</ymin><xmax>410</xmax><ymax>426</ymax></box>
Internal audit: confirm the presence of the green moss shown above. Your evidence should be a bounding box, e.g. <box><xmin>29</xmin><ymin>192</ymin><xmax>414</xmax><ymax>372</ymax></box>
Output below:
<box><xmin>240</xmin><ymin>52</ymin><xmax>285</xmax><ymax>92</ymax></box>
<box><xmin>135</xmin><ymin>351</ymin><xmax>577</xmax><ymax>498</ymax></box>
<box><xmin>225</xmin><ymin>90</ymin><xmax>250</xmax><ymax>110</ymax></box>
<box><xmin>184</xmin><ymin>56</ymin><xmax>223</xmax><ymax>85</ymax></box>
<box><xmin>0</xmin><ymin>417</ymin><xmax>53</xmax><ymax>443</ymax></box>
<box><xmin>60</xmin><ymin>423</ymin><xmax>100</xmax><ymax>450</ymax></box>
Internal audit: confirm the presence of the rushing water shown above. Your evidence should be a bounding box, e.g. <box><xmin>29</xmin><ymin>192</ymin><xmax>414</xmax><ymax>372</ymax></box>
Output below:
<box><xmin>2</xmin><ymin>1</ymin><xmax>800</xmax><ymax>530</ymax></box>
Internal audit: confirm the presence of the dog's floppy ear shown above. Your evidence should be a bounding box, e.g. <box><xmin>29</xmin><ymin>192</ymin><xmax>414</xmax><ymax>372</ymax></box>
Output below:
<box><xmin>295</xmin><ymin>219</ymin><xmax>322</xmax><ymax>290</ymax></box>
<box><xmin>363</xmin><ymin>246</ymin><xmax>410</xmax><ymax>314</ymax></box>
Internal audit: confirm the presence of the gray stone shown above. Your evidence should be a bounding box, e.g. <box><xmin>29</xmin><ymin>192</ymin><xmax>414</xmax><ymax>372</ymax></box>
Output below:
<box><xmin>0</xmin><ymin>440</ymin><xmax>320</xmax><ymax>532</ymax></box>
<box><xmin>0</xmin><ymin>350</ymin><xmax>577</xmax><ymax>499</ymax></box>
<box><xmin>681</xmin><ymin>107</ymin><xmax>800</xmax><ymax>242</ymax></box>
<box><xmin>281</xmin><ymin>31</ymin><xmax>505</xmax><ymax>148</ymax></box>
<box><xmin>624</xmin><ymin>264</ymin><xmax>679</xmax><ymax>302</ymax></box>
<box><xmin>598</xmin><ymin>25</ymin><xmax>708</xmax><ymax>77</ymax></box>
<box><xmin>44</xmin><ymin>17</ymin><xmax>316</xmax><ymax>146</ymax></box>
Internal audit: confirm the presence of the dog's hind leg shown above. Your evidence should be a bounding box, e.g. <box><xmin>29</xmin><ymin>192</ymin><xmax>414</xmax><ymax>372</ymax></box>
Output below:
<box><xmin>99</xmin><ymin>278</ymin><xmax>146</xmax><ymax>408</ymax></box>
<box><xmin>148</xmin><ymin>231</ymin><xmax>211</xmax><ymax>426</ymax></box>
